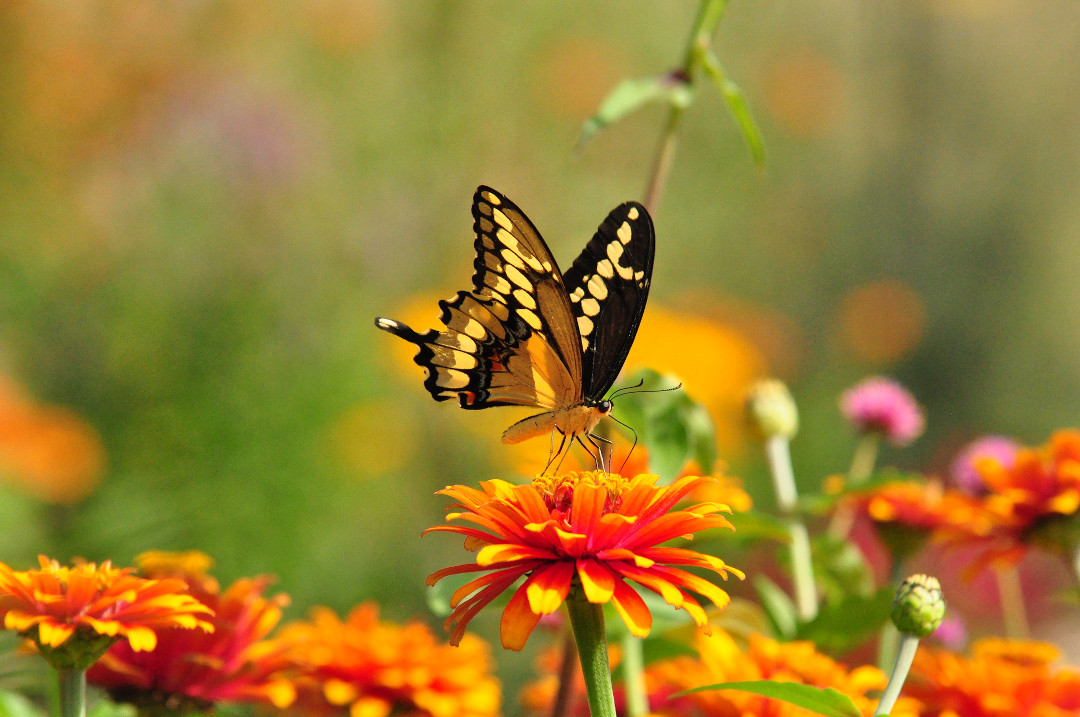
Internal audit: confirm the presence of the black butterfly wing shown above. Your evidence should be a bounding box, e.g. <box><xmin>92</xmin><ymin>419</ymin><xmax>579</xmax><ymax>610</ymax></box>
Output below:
<box><xmin>375</xmin><ymin>187</ymin><xmax>584</xmax><ymax>411</ymax></box>
<box><xmin>561</xmin><ymin>201</ymin><xmax>654</xmax><ymax>400</ymax></box>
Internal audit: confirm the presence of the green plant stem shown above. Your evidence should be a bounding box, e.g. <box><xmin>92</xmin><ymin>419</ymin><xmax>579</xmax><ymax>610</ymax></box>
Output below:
<box><xmin>848</xmin><ymin>434</ymin><xmax>881</xmax><ymax>485</ymax></box>
<box><xmin>765</xmin><ymin>435</ymin><xmax>818</xmax><ymax>621</ymax></box>
<box><xmin>620</xmin><ymin>631</ymin><xmax>649</xmax><ymax>717</ymax></box>
<box><xmin>58</xmin><ymin>669</ymin><xmax>86</xmax><ymax>717</ymax></box>
<box><xmin>994</xmin><ymin>564</ymin><xmax>1030</xmax><ymax>640</ymax></box>
<box><xmin>876</xmin><ymin>563</ymin><xmax>905</xmax><ymax>672</ymax></box>
<box><xmin>566</xmin><ymin>597</ymin><xmax>617</xmax><ymax>717</ymax></box>
<box><xmin>874</xmin><ymin>634</ymin><xmax>919</xmax><ymax>716</ymax></box>
<box><xmin>642</xmin><ymin>0</ymin><xmax>731</xmax><ymax>214</ymax></box>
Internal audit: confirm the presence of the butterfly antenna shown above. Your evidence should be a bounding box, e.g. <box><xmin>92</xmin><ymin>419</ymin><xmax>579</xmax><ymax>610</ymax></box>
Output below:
<box><xmin>610</xmin><ymin>381</ymin><xmax>684</xmax><ymax>399</ymax></box>
<box><xmin>608</xmin><ymin>414</ymin><xmax>639</xmax><ymax>475</ymax></box>
<box><xmin>607</xmin><ymin>379</ymin><xmax>645</xmax><ymax>400</ymax></box>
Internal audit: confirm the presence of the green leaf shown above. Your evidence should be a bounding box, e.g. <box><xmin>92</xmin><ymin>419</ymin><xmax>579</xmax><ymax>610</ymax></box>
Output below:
<box><xmin>795</xmin><ymin>588</ymin><xmax>895</xmax><ymax>655</ymax></box>
<box><xmin>612</xmin><ymin>368</ymin><xmax>717</xmax><ymax>481</ymax></box>
<box><xmin>809</xmin><ymin>532</ymin><xmax>876</xmax><ymax>602</ymax></box>
<box><xmin>728</xmin><ymin>510</ymin><xmax>792</xmax><ymax>544</ymax></box>
<box><xmin>0</xmin><ymin>691</ymin><xmax>45</xmax><ymax>717</ymax></box>
<box><xmin>676</xmin><ymin>681</ymin><xmax>863</xmax><ymax>717</ymax></box>
<box><xmin>754</xmin><ymin>575</ymin><xmax>797</xmax><ymax>640</ymax></box>
<box><xmin>697</xmin><ymin>48</ymin><xmax>766</xmax><ymax>166</ymax></box>
<box><xmin>577</xmin><ymin>75</ymin><xmax>693</xmax><ymax>150</ymax></box>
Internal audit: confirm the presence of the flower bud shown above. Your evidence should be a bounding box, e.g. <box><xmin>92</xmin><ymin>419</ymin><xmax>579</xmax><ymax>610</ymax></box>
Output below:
<box><xmin>745</xmin><ymin>379</ymin><xmax>799</xmax><ymax>440</ymax></box>
<box><xmin>891</xmin><ymin>573</ymin><xmax>945</xmax><ymax>638</ymax></box>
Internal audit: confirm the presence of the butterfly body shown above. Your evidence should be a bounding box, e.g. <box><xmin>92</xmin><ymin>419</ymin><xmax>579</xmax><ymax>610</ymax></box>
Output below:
<box><xmin>376</xmin><ymin>186</ymin><xmax>654</xmax><ymax>465</ymax></box>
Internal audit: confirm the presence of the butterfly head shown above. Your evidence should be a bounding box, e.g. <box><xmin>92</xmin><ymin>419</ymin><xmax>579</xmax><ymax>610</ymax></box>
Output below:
<box><xmin>591</xmin><ymin>398</ymin><xmax>614</xmax><ymax>416</ymax></box>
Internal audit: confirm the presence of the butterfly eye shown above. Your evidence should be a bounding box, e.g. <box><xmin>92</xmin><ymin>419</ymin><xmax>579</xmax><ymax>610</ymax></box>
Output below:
<box><xmin>598</xmin><ymin>400</ymin><xmax>613</xmax><ymax>414</ymax></box>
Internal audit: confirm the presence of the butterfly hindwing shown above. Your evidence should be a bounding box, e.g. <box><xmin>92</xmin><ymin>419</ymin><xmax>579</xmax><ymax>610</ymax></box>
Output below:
<box><xmin>561</xmin><ymin>201</ymin><xmax>654</xmax><ymax>400</ymax></box>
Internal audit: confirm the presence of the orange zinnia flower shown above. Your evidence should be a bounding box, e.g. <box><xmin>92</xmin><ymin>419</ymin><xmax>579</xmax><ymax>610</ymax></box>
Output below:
<box><xmin>522</xmin><ymin>629</ymin><xmax>917</xmax><ymax>717</ymax></box>
<box><xmin>279</xmin><ymin>603</ymin><xmax>500</xmax><ymax>717</ymax></box>
<box><xmin>87</xmin><ymin>552</ymin><xmax>295</xmax><ymax>712</ymax></box>
<box><xmin>425</xmin><ymin>472</ymin><xmax>743</xmax><ymax>650</ymax></box>
<box><xmin>906</xmin><ymin>637</ymin><xmax>1080</xmax><ymax>716</ymax></box>
<box><xmin>936</xmin><ymin>430</ymin><xmax>1080</xmax><ymax>568</ymax></box>
<box><xmin>0</xmin><ymin>555</ymin><xmax>213</xmax><ymax>670</ymax></box>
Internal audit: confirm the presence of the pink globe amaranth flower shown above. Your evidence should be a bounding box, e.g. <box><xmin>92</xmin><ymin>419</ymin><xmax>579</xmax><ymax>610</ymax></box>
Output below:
<box><xmin>840</xmin><ymin>377</ymin><xmax>925</xmax><ymax>447</ymax></box>
<box><xmin>950</xmin><ymin>435</ymin><xmax>1020</xmax><ymax>495</ymax></box>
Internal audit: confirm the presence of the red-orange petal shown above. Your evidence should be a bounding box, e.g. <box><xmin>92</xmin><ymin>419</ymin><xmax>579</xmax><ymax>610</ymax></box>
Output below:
<box><xmin>577</xmin><ymin>559</ymin><xmax>615</xmax><ymax>603</ymax></box>
<box><xmin>610</xmin><ymin>579</ymin><xmax>651</xmax><ymax>637</ymax></box>
<box><xmin>526</xmin><ymin>561</ymin><xmax>574</xmax><ymax>615</ymax></box>
<box><xmin>501</xmin><ymin>580</ymin><xmax>543</xmax><ymax>651</ymax></box>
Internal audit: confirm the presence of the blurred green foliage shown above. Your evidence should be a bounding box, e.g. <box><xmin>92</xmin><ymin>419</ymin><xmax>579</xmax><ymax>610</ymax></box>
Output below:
<box><xmin>1</xmin><ymin>1</ymin><xmax>1079</xmax><ymax>708</ymax></box>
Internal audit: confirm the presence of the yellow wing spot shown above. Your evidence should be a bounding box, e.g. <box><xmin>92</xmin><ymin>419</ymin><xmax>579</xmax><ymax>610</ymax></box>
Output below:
<box><xmin>634</xmin><ymin>270</ymin><xmax>645</xmax><ymax>281</ymax></box>
<box><xmin>484</xmin><ymin>272</ymin><xmax>512</xmax><ymax>295</ymax></box>
<box><xmin>375</xmin><ymin>318</ymin><xmax>398</xmax><ymax>330</ymax></box>
<box><xmin>438</xmin><ymin>369</ymin><xmax>470</xmax><ymax>389</ymax></box>
<box><xmin>496</xmin><ymin>227</ymin><xmax>521</xmax><ymax>252</ymax></box>
<box><xmin>462</xmin><ymin>319</ymin><xmax>486</xmax><ymax>340</ymax></box>
<box><xmin>597</xmin><ymin>259</ymin><xmax>615</xmax><ymax>279</ymax></box>
<box><xmin>577</xmin><ymin>315</ymin><xmax>594</xmax><ymax>336</ymax></box>
<box><xmin>500</xmin><ymin>247</ymin><xmax>527</xmax><ymax>271</ymax></box>
<box><xmin>569</xmin><ymin>286</ymin><xmax>585</xmax><ymax>302</ymax></box>
<box><xmin>492</xmin><ymin>208</ymin><xmax>514</xmax><ymax>232</ymax></box>
<box><xmin>482</xmin><ymin>191</ymin><xmax>501</xmax><ymax>206</ymax></box>
<box><xmin>519</xmin><ymin>308</ymin><xmax>543</xmax><ymax>330</ymax></box>
<box><xmin>581</xmin><ymin>298</ymin><xmax>601</xmax><ymax>316</ymax></box>
<box><xmin>439</xmin><ymin>334</ymin><xmax>477</xmax><ymax>353</ymax></box>
<box><xmin>615</xmin><ymin>261</ymin><xmax>634</xmax><ymax>280</ymax></box>
<box><xmin>446</xmin><ymin>353</ymin><xmax>478</xmax><ymax>369</ymax></box>
<box><xmin>505</xmin><ymin>263</ymin><xmax>531</xmax><ymax>290</ymax></box>
<box><xmin>489</xmin><ymin>300</ymin><xmax>510</xmax><ymax>321</ymax></box>
<box><xmin>627</xmin><ymin>206</ymin><xmax>639</xmax><ymax>221</ymax></box>
<box><xmin>617</xmin><ymin>221</ymin><xmax>632</xmax><ymax>244</ymax></box>
<box><xmin>513</xmin><ymin>288</ymin><xmax>536</xmax><ymax>309</ymax></box>
<box><xmin>580</xmin><ymin>336</ymin><xmax>590</xmax><ymax>351</ymax></box>
<box><xmin>606</xmin><ymin>240</ymin><xmax>624</xmax><ymax>264</ymax></box>
<box><xmin>587</xmin><ymin>274</ymin><xmax>608</xmax><ymax>300</ymax></box>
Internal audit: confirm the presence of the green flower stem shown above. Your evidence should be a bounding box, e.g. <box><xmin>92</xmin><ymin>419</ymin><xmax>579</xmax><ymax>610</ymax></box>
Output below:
<box><xmin>994</xmin><ymin>564</ymin><xmax>1030</xmax><ymax>640</ymax></box>
<box><xmin>566</xmin><ymin>597</ymin><xmax>617</xmax><ymax>717</ymax></box>
<box><xmin>642</xmin><ymin>0</ymin><xmax>730</xmax><ymax>214</ymax></box>
<box><xmin>874</xmin><ymin>633</ymin><xmax>919</xmax><ymax>716</ymax></box>
<box><xmin>58</xmin><ymin>668</ymin><xmax>86</xmax><ymax>717</ymax></box>
<box><xmin>620</xmin><ymin>631</ymin><xmax>648</xmax><ymax>717</ymax></box>
<box><xmin>765</xmin><ymin>435</ymin><xmax>818</xmax><ymax>621</ymax></box>
<box><xmin>876</xmin><ymin>562</ymin><xmax>904</xmax><ymax>672</ymax></box>
<box><xmin>848</xmin><ymin>434</ymin><xmax>881</xmax><ymax>485</ymax></box>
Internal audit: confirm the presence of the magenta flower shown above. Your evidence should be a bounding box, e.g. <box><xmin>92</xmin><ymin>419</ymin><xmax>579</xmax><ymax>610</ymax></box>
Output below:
<box><xmin>949</xmin><ymin>435</ymin><xmax>1020</xmax><ymax>495</ymax></box>
<box><xmin>840</xmin><ymin>377</ymin><xmax>925</xmax><ymax>446</ymax></box>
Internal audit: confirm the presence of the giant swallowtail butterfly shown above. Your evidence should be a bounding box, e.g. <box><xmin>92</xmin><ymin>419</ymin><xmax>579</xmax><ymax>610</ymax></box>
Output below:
<box><xmin>375</xmin><ymin>186</ymin><xmax>653</xmax><ymax>468</ymax></box>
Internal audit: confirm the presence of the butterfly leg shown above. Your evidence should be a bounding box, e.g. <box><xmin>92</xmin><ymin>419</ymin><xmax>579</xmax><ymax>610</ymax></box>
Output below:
<box><xmin>585</xmin><ymin>432</ymin><xmax>614</xmax><ymax>474</ymax></box>
<box><xmin>574</xmin><ymin>435</ymin><xmax>602</xmax><ymax>473</ymax></box>
<box><xmin>543</xmin><ymin>434</ymin><xmax>569</xmax><ymax>475</ymax></box>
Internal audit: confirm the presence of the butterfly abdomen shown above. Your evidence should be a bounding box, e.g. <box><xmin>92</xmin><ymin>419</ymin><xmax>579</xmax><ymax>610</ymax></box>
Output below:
<box><xmin>501</xmin><ymin>404</ymin><xmax>610</xmax><ymax>444</ymax></box>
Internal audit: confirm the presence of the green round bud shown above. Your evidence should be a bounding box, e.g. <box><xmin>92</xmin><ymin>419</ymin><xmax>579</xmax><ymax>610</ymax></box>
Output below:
<box><xmin>745</xmin><ymin>379</ymin><xmax>799</xmax><ymax>440</ymax></box>
<box><xmin>890</xmin><ymin>573</ymin><xmax>945</xmax><ymax>638</ymax></box>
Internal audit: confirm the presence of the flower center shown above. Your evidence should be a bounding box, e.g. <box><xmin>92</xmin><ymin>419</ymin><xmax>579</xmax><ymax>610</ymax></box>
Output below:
<box><xmin>532</xmin><ymin>471</ymin><xmax>628</xmax><ymax>514</ymax></box>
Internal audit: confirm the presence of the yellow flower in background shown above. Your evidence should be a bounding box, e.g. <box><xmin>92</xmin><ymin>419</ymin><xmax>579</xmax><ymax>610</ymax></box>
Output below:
<box><xmin>279</xmin><ymin>603</ymin><xmax>500</xmax><ymax>717</ymax></box>
<box><xmin>87</xmin><ymin>552</ymin><xmax>295</xmax><ymax>712</ymax></box>
<box><xmin>0</xmin><ymin>556</ymin><xmax>213</xmax><ymax>670</ymax></box>
<box><xmin>426</xmin><ymin>472</ymin><xmax>742</xmax><ymax>650</ymax></box>
<box><xmin>623</xmin><ymin>306</ymin><xmax>767</xmax><ymax>453</ymax></box>
<box><xmin>906</xmin><ymin>638</ymin><xmax>1080</xmax><ymax>716</ymax></box>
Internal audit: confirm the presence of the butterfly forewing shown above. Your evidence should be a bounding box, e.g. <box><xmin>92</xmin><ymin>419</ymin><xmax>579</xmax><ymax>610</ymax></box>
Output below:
<box><xmin>561</xmin><ymin>201</ymin><xmax>654</xmax><ymax>400</ymax></box>
<box><xmin>375</xmin><ymin>187</ymin><xmax>585</xmax><ymax>412</ymax></box>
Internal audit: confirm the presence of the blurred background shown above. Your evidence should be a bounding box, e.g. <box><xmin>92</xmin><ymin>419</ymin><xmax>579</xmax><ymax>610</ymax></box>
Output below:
<box><xmin>1</xmin><ymin>0</ymin><xmax>1079</xmax><ymax>702</ymax></box>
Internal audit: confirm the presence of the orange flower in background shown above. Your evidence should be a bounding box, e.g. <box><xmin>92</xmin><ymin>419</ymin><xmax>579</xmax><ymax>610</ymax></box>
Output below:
<box><xmin>87</xmin><ymin>552</ymin><xmax>294</xmax><ymax>712</ymax></box>
<box><xmin>644</xmin><ymin>630</ymin><xmax>915</xmax><ymax>717</ymax></box>
<box><xmin>906</xmin><ymin>638</ymin><xmax>1080</xmax><ymax>716</ymax></box>
<box><xmin>523</xmin><ymin>629</ymin><xmax>915</xmax><ymax>717</ymax></box>
<box><xmin>0</xmin><ymin>555</ymin><xmax>213</xmax><ymax>669</ymax></box>
<box><xmin>0</xmin><ymin>376</ymin><xmax>105</xmax><ymax>504</ymax></box>
<box><xmin>426</xmin><ymin>472</ymin><xmax>742</xmax><ymax>650</ymax></box>
<box><xmin>279</xmin><ymin>603</ymin><xmax>500</xmax><ymax>717</ymax></box>
<box><xmin>978</xmin><ymin>429</ymin><xmax>1080</xmax><ymax>533</ymax></box>
<box><xmin>937</xmin><ymin>430</ymin><xmax>1080</xmax><ymax>568</ymax></box>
